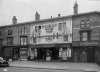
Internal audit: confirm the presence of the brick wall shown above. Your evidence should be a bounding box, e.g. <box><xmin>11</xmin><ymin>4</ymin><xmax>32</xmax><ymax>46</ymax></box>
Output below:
<box><xmin>72</xmin><ymin>13</ymin><xmax>100</xmax><ymax>41</ymax></box>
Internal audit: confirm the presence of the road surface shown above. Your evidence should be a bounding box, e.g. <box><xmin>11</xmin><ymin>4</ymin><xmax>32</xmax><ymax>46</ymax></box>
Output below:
<box><xmin>0</xmin><ymin>67</ymin><xmax>85</xmax><ymax>72</ymax></box>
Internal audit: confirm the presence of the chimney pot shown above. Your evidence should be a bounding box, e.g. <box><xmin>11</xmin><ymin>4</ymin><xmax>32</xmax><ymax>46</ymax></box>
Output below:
<box><xmin>58</xmin><ymin>14</ymin><xmax>60</xmax><ymax>17</ymax></box>
<box><xmin>51</xmin><ymin>16</ymin><xmax>52</xmax><ymax>19</ymax></box>
<box><xmin>73</xmin><ymin>1</ymin><xmax>78</xmax><ymax>15</ymax></box>
<box><xmin>35</xmin><ymin>11</ymin><xmax>40</xmax><ymax>21</ymax></box>
<box><xmin>12</xmin><ymin>16</ymin><xmax>17</xmax><ymax>24</ymax></box>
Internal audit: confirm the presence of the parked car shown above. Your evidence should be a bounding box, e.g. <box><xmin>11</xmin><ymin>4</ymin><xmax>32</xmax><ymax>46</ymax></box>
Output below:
<box><xmin>0</xmin><ymin>57</ymin><xmax>9</xmax><ymax>67</ymax></box>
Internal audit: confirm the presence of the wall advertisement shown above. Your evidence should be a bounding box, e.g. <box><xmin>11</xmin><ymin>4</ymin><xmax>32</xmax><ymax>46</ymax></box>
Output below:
<box><xmin>30</xmin><ymin>20</ymin><xmax>72</xmax><ymax>44</ymax></box>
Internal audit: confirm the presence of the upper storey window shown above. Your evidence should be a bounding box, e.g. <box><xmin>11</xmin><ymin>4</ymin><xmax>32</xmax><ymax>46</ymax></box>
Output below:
<box><xmin>8</xmin><ymin>30</ymin><xmax>12</xmax><ymax>35</ymax></box>
<box><xmin>80</xmin><ymin>19</ymin><xmax>85</xmax><ymax>28</ymax></box>
<box><xmin>85</xmin><ymin>17</ymin><xmax>90</xmax><ymax>27</ymax></box>
<box><xmin>7</xmin><ymin>37</ymin><xmax>13</xmax><ymax>45</ymax></box>
<box><xmin>80</xmin><ymin>17</ymin><xmax>90</xmax><ymax>28</ymax></box>
<box><xmin>21</xmin><ymin>27</ymin><xmax>26</xmax><ymax>34</ymax></box>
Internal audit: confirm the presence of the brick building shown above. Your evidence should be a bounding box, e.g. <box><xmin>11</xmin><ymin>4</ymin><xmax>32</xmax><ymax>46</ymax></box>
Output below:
<box><xmin>72</xmin><ymin>11</ymin><xmax>100</xmax><ymax>63</ymax></box>
<box><xmin>0</xmin><ymin>16</ymin><xmax>31</xmax><ymax>60</ymax></box>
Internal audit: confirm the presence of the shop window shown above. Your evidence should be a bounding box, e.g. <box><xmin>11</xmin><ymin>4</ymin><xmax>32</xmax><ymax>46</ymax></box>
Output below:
<box><xmin>8</xmin><ymin>30</ymin><xmax>12</xmax><ymax>35</ymax></box>
<box><xmin>21</xmin><ymin>27</ymin><xmax>26</xmax><ymax>34</ymax></box>
<box><xmin>7</xmin><ymin>37</ymin><xmax>13</xmax><ymax>45</ymax></box>
<box><xmin>80</xmin><ymin>32</ymin><xmax>90</xmax><ymax>41</ymax></box>
<box><xmin>20</xmin><ymin>36</ymin><xmax>28</xmax><ymax>45</ymax></box>
<box><xmin>0</xmin><ymin>39</ymin><xmax>3</xmax><ymax>46</ymax></box>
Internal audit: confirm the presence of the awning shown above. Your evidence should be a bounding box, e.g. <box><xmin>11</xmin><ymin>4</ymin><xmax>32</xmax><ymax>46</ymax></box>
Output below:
<box><xmin>29</xmin><ymin>43</ymin><xmax>71</xmax><ymax>48</ymax></box>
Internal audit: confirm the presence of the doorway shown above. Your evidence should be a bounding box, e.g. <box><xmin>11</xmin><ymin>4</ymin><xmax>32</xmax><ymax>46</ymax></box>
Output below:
<box><xmin>87</xmin><ymin>47</ymin><xmax>95</xmax><ymax>63</ymax></box>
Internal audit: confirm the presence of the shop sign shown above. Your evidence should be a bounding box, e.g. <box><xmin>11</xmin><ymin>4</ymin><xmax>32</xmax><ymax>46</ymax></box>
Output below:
<box><xmin>79</xmin><ymin>41</ymin><xmax>98</xmax><ymax>46</ymax></box>
<box><xmin>42</xmin><ymin>24</ymin><xmax>57</xmax><ymax>29</ymax></box>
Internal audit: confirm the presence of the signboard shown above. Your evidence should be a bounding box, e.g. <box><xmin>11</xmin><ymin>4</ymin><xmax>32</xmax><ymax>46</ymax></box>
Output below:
<box><xmin>73</xmin><ymin>41</ymin><xmax>98</xmax><ymax>46</ymax></box>
<box><xmin>79</xmin><ymin>41</ymin><xmax>98</xmax><ymax>46</ymax></box>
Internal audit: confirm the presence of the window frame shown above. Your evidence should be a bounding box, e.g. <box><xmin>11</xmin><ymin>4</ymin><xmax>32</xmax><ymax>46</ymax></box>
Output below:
<box><xmin>21</xmin><ymin>27</ymin><xmax>26</xmax><ymax>34</ymax></box>
<box><xmin>80</xmin><ymin>19</ymin><xmax>85</xmax><ymax>28</ymax></box>
<box><xmin>80</xmin><ymin>31</ymin><xmax>90</xmax><ymax>41</ymax></box>
<box><xmin>8</xmin><ymin>30</ymin><xmax>12</xmax><ymax>35</ymax></box>
<box><xmin>20</xmin><ymin>36</ymin><xmax>28</xmax><ymax>45</ymax></box>
<box><xmin>85</xmin><ymin>17</ymin><xmax>90</xmax><ymax>27</ymax></box>
<box><xmin>80</xmin><ymin>17</ymin><xmax>90</xmax><ymax>28</ymax></box>
<box><xmin>7</xmin><ymin>37</ymin><xmax>13</xmax><ymax>45</ymax></box>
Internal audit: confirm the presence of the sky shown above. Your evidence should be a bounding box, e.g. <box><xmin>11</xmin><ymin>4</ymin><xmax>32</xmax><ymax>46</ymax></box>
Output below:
<box><xmin>0</xmin><ymin>0</ymin><xmax>100</xmax><ymax>26</ymax></box>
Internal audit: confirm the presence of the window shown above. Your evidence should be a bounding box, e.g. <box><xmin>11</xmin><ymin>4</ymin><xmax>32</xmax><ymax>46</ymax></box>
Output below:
<box><xmin>63</xmin><ymin>34</ymin><xmax>68</xmax><ymax>41</ymax></box>
<box><xmin>82</xmin><ymin>32</ymin><xmax>88</xmax><ymax>41</ymax></box>
<box><xmin>7</xmin><ymin>37</ymin><xmax>13</xmax><ymax>45</ymax></box>
<box><xmin>80</xmin><ymin>17</ymin><xmax>90</xmax><ymax>28</ymax></box>
<box><xmin>80</xmin><ymin>32</ymin><xmax>90</xmax><ymax>41</ymax></box>
<box><xmin>85</xmin><ymin>17</ymin><xmax>90</xmax><ymax>27</ymax></box>
<box><xmin>21</xmin><ymin>27</ymin><xmax>26</xmax><ymax>34</ymax></box>
<box><xmin>35</xmin><ymin>26</ymin><xmax>41</xmax><ymax>35</ymax></box>
<box><xmin>46</xmin><ymin>37</ymin><xmax>52</xmax><ymax>42</ymax></box>
<box><xmin>33</xmin><ymin>37</ymin><xmax>36</xmax><ymax>43</ymax></box>
<box><xmin>80</xmin><ymin>19</ymin><xmax>85</xmax><ymax>28</ymax></box>
<box><xmin>20</xmin><ymin>36</ymin><xmax>28</xmax><ymax>45</ymax></box>
<box><xmin>63</xmin><ymin>22</ymin><xmax>66</xmax><ymax>29</ymax></box>
<box><xmin>58</xmin><ymin>23</ymin><xmax>63</xmax><ymax>30</ymax></box>
<box><xmin>8</xmin><ymin>30</ymin><xmax>12</xmax><ymax>35</ymax></box>
<box><xmin>0</xmin><ymin>39</ymin><xmax>3</xmax><ymax>45</ymax></box>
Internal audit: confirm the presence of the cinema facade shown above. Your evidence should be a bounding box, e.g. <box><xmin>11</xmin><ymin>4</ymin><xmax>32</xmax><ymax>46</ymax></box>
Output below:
<box><xmin>29</xmin><ymin>15</ymin><xmax>72</xmax><ymax>61</ymax></box>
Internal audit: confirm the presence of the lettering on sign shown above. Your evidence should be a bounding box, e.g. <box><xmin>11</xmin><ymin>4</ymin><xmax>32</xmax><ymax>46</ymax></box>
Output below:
<box><xmin>79</xmin><ymin>42</ymin><xmax>98</xmax><ymax>46</ymax></box>
<box><xmin>42</xmin><ymin>24</ymin><xmax>57</xmax><ymax>28</ymax></box>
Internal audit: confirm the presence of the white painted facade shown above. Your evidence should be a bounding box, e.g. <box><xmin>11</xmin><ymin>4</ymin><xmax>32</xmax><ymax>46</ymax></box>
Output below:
<box><xmin>30</xmin><ymin>17</ymin><xmax>72</xmax><ymax>45</ymax></box>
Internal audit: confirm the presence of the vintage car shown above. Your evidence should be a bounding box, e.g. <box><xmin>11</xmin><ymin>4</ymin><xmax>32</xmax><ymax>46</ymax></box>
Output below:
<box><xmin>0</xmin><ymin>57</ymin><xmax>9</xmax><ymax>67</ymax></box>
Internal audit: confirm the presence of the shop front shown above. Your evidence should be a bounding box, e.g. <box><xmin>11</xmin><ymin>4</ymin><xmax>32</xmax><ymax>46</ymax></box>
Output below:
<box><xmin>2</xmin><ymin>46</ymin><xmax>14</xmax><ymax>60</ymax></box>
<box><xmin>72</xmin><ymin>41</ymin><xmax>100</xmax><ymax>63</ymax></box>
<box><xmin>18</xmin><ymin>45</ymin><xmax>29</xmax><ymax>61</ymax></box>
<box><xmin>29</xmin><ymin>43</ymin><xmax>72</xmax><ymax>61</ymax></box>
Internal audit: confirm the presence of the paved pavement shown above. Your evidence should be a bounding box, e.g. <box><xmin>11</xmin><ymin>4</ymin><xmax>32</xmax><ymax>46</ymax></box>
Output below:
<box><xmin>9</xmin><ymin>61</ymin><xmax>100</xmax><ymax>72</ymax></box>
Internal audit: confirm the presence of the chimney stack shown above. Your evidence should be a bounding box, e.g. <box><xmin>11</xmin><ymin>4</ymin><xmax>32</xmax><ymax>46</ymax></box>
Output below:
<box><xmin>58</xmin><ymin>14</ymin><xmax>60</xmax><ymax>17</ymax></box>
<box><xmin>51</xmin><ymin>16</ymin><xmax>52</xmax><ymax>19</ymax></box>
<box><xmin>12</xmin><ymin>16</ymin><xmax>17</xmax><ymax>24</ymax></box>
<box><xmin>35</xmin><ymin>12</ymin><xmax>40</xmax><ymax>21</ymax></box>
<box><xmin>73</xmin><ymin>1</ymin><xmax>78</xmax><ymax>15</ymax></box>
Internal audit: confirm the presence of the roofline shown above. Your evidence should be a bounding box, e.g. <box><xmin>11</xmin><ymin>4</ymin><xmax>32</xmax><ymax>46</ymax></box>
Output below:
<box><xmin>0</xmin><ymin>11</ymin><xmax>100</xmax><ymax>28</ymax></box>
<box><xmin>72</xmin><ymin>11</ymin><xmax>100</xmax><ymax>17</ymax></box>
<box><xmin>0</xmin><ymin>15</ymin><xmax>72</xmax><ymax>28</ymax></box>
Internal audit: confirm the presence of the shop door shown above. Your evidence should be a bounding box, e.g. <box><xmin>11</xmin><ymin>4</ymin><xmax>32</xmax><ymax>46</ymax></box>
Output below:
<box><xmin>13</xmin><ymin>48</ymin><xmax>20</xmax><ymax>60</ymax></box>
<box><xmin>74</xmin><ymin>51</ymin><xmax>78</xmax><ymax>62</ymax></box>
<box><xmin>80</xmin><ymin>47</ymin><xmax>87</xmax><ymax>62</ymax></box>
<box><xmin>87</xmin><ymin>47</ymin><xmax>95</xmax><ymax>63</ymax></box>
